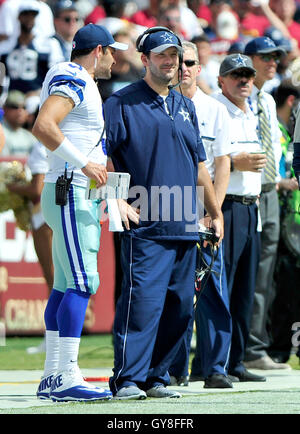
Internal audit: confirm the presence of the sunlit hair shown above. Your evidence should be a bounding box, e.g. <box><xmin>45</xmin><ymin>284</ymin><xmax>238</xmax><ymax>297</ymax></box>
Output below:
<box><xmin>182</xmin><ymin>41</ymin><xmax>199</xmax><ymax>62</ymax></box>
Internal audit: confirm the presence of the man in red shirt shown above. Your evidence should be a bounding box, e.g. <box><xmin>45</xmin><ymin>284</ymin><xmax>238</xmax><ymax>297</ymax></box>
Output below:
<box><xmin>270</xmin><ymin>0</ymin><xmax>300</xmax><ymax>47</ymax></box>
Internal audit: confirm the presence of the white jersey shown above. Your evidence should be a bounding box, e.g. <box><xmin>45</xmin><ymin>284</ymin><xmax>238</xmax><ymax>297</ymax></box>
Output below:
<box><xmin>40</xmin><ymin>61</ymin><xmax>107</xmax><ymax>187</ymax></box>
<box><xmin>192</xmin><ymin>87</ymin><xmax>233</xmax><ymax>180</ymax></box>
<box><xmin>214</xmin><ymin>92</ymin><xmax>262</xmax><ymax>196</ymax></box>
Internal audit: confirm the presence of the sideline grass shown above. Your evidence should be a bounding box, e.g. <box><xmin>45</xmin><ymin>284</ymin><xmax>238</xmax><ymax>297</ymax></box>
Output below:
<box><xmin>0</xmin><ymin>335</ymin><xmax>299</xmax><ymax>370</ymax></box>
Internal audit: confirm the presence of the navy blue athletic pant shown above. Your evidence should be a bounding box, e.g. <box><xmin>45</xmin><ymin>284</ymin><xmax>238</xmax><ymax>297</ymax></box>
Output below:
<box><xmin>109</xmin><ymin>235</ymin><xmax>197</xmax><ymax>395</ymax></box>
<box><xmin>222</xmin><ymin>199</ymin><xmax>261</xmax><ymax>375</ymax></box>
<box><xmin>169</xmin><ymin>241</ymin><xmax>232</xmax><ymax>379</ymax></box>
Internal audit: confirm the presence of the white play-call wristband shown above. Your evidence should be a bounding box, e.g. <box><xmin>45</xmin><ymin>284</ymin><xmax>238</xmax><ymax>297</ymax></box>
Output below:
<box><xmin>53</xmin><ymin>137</ymin><xmax>89</xmax><ymax>169</ymax></box>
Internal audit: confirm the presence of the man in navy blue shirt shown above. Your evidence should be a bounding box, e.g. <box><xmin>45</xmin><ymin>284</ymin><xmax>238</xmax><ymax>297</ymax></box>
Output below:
<box><xmin>105</xmin><ymin>27</ymin><xmax>223</xmax><ymax>400</ymax></box>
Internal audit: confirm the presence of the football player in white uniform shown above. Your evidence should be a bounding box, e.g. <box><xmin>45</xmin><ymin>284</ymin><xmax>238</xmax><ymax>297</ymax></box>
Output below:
<box><xmin>32</xmin><ymin>24</ymin><xmax>128</xmax><ymax>402</ymax></box>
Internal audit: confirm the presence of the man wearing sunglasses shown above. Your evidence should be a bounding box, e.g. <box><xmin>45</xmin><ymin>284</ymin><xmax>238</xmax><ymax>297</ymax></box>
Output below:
<box><xmin>214</xmin><ymin>53</ymin><xmax>268</xmax><ymax>382</ymax></box>
<box><xmin>169</xmin><ymin>41</ymin><xmax>233</xmax><ymax>389</ymax></box>
<box><xmin>53</xmin><ymin>0</ymin><xmax>80</xmax><ymax>62</ymax></box>
<box><xmin>243</xmin><ymin>37</ymin><xmax>291</xmax><ymax>371</ymax></box>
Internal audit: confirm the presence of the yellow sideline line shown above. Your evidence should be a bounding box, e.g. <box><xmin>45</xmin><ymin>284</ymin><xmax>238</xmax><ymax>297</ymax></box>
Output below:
<box><xmin>0</xmin><ymin>380</ymin><xmax>40</xmax><ymax>385</ymax></box>
<box><xmin>8</xmin><ymin>277</ymin><xmax>46</xmax><ymax>284</ymax></box>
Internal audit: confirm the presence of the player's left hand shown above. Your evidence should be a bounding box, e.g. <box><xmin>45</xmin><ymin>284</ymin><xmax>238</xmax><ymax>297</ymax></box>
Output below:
<box><xmin>82</xmin><ymin>162</ymin><xmax>107</xmax><ymax>187</ymax></box>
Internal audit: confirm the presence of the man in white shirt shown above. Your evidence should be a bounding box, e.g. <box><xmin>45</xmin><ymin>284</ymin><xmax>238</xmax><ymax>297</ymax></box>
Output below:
<box><xmin>243</xmin><ymin>36</ymin><xmax>291</xmax><ymax>370</ymax></box>
<box><xmin>215</xmin><ymin>53</ymin><xmax>267</xmax><ymax>382</ymax></box>
<box><xmin>169</xmin><ymin>41</ymin><xmax>233</xmax><ymax>389</ymax></box>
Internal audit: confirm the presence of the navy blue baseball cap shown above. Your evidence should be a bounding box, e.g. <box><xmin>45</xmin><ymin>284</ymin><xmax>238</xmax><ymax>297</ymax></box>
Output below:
<box><xmin>244</xmin><ymin>36</ymin><xmax>286</xmax><ymax>56</ymax></box>
<box><xmin>72</xmin><ymin>23</ymin><xmax>128</xmax><ymax>51</ymax></box>
<box><xmin>219</xmin><ymin>53</ymin><xmax>256</xmax><ymax>76</ymax></box>
<box><xmin>54</xmin><ymin>0</ymin><xmax>77</xmax><ymax>17</ymax></box>
<box><xmin>139</xmin><ymin>30</ymin><xmax>182</xmax><ymax>54</ymax></box>
<box><xmin>264</xmin><ymin>27</ymin><xmax>292</xmax><ymax>53</ymax></box>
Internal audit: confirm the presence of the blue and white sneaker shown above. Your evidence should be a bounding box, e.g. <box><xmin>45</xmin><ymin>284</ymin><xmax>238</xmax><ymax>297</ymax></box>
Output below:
<box><xmin>50</xmin><ymin>366</ymin><xmax>112</xmax><ymax>402</ymax></box>
<box><xmin>37</xmin><ymin>373</ymin><xmax>55</xmax><ymax>400</ymax></box>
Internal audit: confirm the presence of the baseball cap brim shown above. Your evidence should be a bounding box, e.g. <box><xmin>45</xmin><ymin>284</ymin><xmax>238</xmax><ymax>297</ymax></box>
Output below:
<box><xmin>151</xmin><ymin>43</ymin><xmax>182</xmax><ymax>53</ymax></box>
<box><xmin>256</xmin><ymin>46</ymin><xmax>286</xmax><ymax>55</ymax></box>
<box><xmin>224</xmin><ymin>66</ymin><xmax>256</xmax><ymax>75</ymax></box>
<box><xmin>109</xmin><ymin>41</ymin><xmax>128</xmax><ymax>51</ymax></box>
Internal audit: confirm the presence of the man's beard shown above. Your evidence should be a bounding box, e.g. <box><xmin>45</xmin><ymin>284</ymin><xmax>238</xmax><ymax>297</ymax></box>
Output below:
<box><xmin>20</xmin><ymin>23</ymin><xmax>34</xmax><ymax>34</ymax></box>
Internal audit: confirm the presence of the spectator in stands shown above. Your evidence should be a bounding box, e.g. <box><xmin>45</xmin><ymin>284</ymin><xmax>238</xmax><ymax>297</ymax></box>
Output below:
<box><xmin>1</xmin><ymin>90</ymin><xmax>37</xmax><ymax>157</ymax></box>
<box><xmin>210</xmin><ymin>9</ymin><xmax>240</xmax><ymax>55</ymax></box>
<box><xmin>0</xmin><ymin>0</ymin><xmax>55</xmax><ymax>55</ymax></box>
<box><xmin>128</xmin><ymin>0</ymin><xmax>159</xmax><ymax>28</ymax></box>
<box><xmin>204</xmin><ymin>0</ymin><xmax>233</xmax><ymax>40</ymax></box>
<box><xmin>53</xmin><ymin>0</ymin><xmax>80</xmax><ymax>62</ymax></box>
<box><xmin>187</xmin><ymin>0</ymin><xmax>212</xmax><ymax>29</ymax></box>
<box><xmin>157</xmin><ymin>4</ymin><xmax>187</xmax><ymax>40</ymax></box>
<box><xmin>97</xmin><ymin>28</ymin><xmax>143</xmax><ymax>101</ymax></box>
<box><xmin>191</xmin><ymin>34</ymin><xmax>221</xmax><ymax>93</ymax></box>
<box><xmin>0</xmin><ymin>1</ymin><xmax>64</xmax><ymax>95</ymax></box>
<box><xmin>270</xmin><ymin>0</ymin><xmax>300</xmax><ymax>47</ymax></box>
<box><xmin>263</xmin><ymin>29</ymin><xmax>298</xmax><ymax>94</ymax></box>
<box><xmin>102</xmin><ymin>0</ymin><xmax>129</xmax><ymax>19</ymax></box>
<box><xmin>84</xmin><ymin>0</ymin><xmax>106</xmax><ymax>25</ymax></box>
<box><xmin>231</xmin><ymin>0</ymin><xmax>269</xmax><ymax>38</ymax></box>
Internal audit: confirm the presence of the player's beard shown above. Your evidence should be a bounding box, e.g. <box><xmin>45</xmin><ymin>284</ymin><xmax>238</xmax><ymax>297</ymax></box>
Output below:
<box><xmin>148</xmin><ymin>61</ymin><xmax>177</xmax><ymax>86</ymax></box>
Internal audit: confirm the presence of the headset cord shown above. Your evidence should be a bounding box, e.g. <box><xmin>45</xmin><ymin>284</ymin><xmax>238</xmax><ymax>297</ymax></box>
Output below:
<box><xmin>193</xmin><ymin>242</ymin><xmax>220</xmax><ymax>310</ymax></box>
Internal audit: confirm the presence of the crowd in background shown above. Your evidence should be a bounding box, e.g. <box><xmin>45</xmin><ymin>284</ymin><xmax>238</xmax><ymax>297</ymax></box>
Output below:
<box><xmin>0</xmin><ymin>0</ymin><xmax>300</xmax><ymax>368</ymax></box>
<box><xmin>2</xmin><ymin>0</ymin><xmax>300</xmax><ymax>154</ymax></box>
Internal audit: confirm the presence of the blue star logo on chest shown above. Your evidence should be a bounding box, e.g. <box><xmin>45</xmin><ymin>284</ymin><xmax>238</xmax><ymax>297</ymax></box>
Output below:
<box><xmin>233</xmin><ymin>54</ymin><xmax>248</xmax><ymax>67</ymax></box>
<box><xmin>179</xmin><ymin>107</ymin><xmax>190</xmax><ymax>122</ymax></box>
<box><xmin>160</xmin><ymin>32</ymin><xmax>176</xmax><ymax>44</ymax></box>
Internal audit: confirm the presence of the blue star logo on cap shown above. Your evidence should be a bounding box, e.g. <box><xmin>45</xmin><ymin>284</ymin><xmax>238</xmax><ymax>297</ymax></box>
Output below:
<box><xmin>160</xmin><ymin>32</ymin><xmax>175</xmax><ymax>44</ymax></box>
<box><xmin>263</xmin><ymin>37</ymin><xmax>275</xmax><ymax>47</ymax></box>
<box><xmin>233</xmin><ymin>54</ymin><xmax>247</xmax><ymax>67</ymax></box>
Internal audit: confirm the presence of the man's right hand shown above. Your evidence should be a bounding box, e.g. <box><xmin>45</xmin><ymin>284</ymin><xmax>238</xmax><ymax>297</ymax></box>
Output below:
<box><xmin>117</xmin><ymin>199</ymin><xmax>140</xmax><ymax>230</ymax></box>
<box><xmin>81</xmin><ymin>162</ymin><xmax>108</xmax><ymax>187</ymax></box>
<box><xmin>232</xmin><ymin>152</ymin><xmax>267</xmax><ymax>172</ymax></box>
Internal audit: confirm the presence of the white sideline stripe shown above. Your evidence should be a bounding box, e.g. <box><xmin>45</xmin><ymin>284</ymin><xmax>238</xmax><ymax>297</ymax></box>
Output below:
<box><xmin>64</xmin><ymin>199</ymin><xmax>87</xmax><ymax>292</ymax></box>
<box><xmin>114</xmin><ymin>237</ymin><xmax>133</xmax><ymax>392</ymax></box>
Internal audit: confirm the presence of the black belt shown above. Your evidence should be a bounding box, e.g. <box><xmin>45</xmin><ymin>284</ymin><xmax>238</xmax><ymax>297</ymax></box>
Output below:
<box><xmin>261</xmin><ymin>183</ymin><xmax>276</xmax><ymax>193</ymax></box>
<box><xmin>225</xmin><ymin>194</ymin><xmax>258</xmax><ymax>205</ymax></box>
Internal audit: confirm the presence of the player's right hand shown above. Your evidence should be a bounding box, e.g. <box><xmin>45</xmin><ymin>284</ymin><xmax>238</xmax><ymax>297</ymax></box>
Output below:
<box><xmin>81</xmin><ymin>162</ymin><xmax>108</xmax><ymax>187</ymax></box>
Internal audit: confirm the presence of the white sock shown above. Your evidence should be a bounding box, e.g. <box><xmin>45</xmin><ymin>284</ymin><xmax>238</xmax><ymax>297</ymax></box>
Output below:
<box><xmin>43</xmin><ymin>330</ymin><xmax>59</xmax><ymax>377</ymax></box>
<box><xmin>57</xmin><ymin>337</ymin><xmax>81</xmax><ymax>373</ymax></box>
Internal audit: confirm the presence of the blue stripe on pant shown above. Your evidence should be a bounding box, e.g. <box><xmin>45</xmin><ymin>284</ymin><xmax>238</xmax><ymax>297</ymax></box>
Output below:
<box><xmin>109</xmin><ymin>235</ymin><xmax>197</xmax><ymax>394</ymax></box>
<box><xmin>222</xmin><ymin>199</ymin><xmax>261</xmax><ymax>375</ymax></box>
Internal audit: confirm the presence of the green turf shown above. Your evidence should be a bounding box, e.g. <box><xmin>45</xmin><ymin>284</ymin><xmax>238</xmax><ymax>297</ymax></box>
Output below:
<box><xmin>0</xmin><ymin>334</ymin><xmax>114</xmax><ymax>370</ymax></box>
<box><xmin>0</xmin><ymin>335</ymin><xmax>299</xmax><ymax>370</ymax></box>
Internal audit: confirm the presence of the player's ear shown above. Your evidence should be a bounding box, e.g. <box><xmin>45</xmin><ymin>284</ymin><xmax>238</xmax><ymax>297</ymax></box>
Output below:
<box><xmin>141</xmin><ymin>52</ymin><xmax>149</xmax><ymax>67</ymax></box>
<box><xmin>94</xmin><ymin>44</ymin><xmax>102</xmax><ymax>59</ymax></box>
